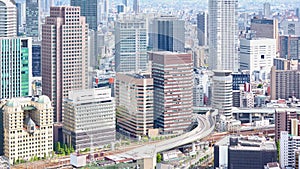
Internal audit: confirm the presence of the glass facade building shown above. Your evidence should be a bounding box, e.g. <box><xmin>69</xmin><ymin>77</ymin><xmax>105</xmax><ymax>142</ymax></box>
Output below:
<box><xmin>32</xmin><ymin>43</ymin><xmax>41</xmax><ymax>77</ymax></box>
<box><xmin>0</xmin><ymin>37</ymin><xmax>32</xmax><ymax>99</ymax></box>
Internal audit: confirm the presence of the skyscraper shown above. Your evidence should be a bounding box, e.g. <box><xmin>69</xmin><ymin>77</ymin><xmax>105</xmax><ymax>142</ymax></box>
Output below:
<box><xmin>26</xmin><ymin>0</ymin><xmax>41</xmax><ymax>39</ymax></box>
<box><xmin>42</xmin><ymin>6</ymin><xmax>88</xmax><ymax>123</ymax></box>
<box><xmin>149</xmin><ymin>16</ymin><xmax>185</xmax><ymax>52</ymax></box>
<box><xmin>208</xmin><ymin>0</ymin><xmax>239</xmax><ymax>72</ymax></box>
<box><xmin>263</xmin><ymin>2</ymin><xmax>271</xmax><ymax>18</ymax></box>
<box><xmin>0</xmin><ymin>0</ymin><xmax>17</xmax><ymax>37</ymax></box>
<box><xmin>197</xmin><ymin>11</ymin><xmax>208</xmax><ymax>46</ymax></box>
<box><xmin>71</xmin><ymin>0</ymin><xmax>103</xmax><ymax>30</ymax></box>
<box><xmin>32</xmin><ymin>42</ymin><xmax>41</xmax><ymax>77</ymax></box>
<box><xmin>0</xmin><ymin>37</ymin><xmax>32</xmax><ymax>99</ymax></box>
<box><xmin>133</xmin><ymin>0</ymin><xmax>139</xmax><ymax>13</ymax></box>
<box><xmin>115</xmin><ymin>15</ymin><xmax>148</xmax><ymax>72</ymax></box>
<box><xmin>150</xmin><ymin>51</ymin><xmax>193</xmax><ymax>134</ymax></box>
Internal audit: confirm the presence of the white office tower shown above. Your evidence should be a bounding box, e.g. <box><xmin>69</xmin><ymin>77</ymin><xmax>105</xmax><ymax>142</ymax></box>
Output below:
<box><xmin>208</xmin><ymin>0</ymin><xmax>239</xmax><ymax>72</ymax></box>
<box><xmin>240</xmin><ymin>38</ymin><xmax>276</xmax><ymax>81</ymax></box>
<box><xmin>212</xmin><ymin>70</ymin><xmax>233</xmax><ymax>119</ymax></box>
<box><xmin>63</xmin><ymin>88</ymin><xmax>115</xmax><ymax>151</ymax></box>
<box><xmin>0</xmin><ymin>0</ymin><xmax>17</xmax><ymax>37</ymax></box>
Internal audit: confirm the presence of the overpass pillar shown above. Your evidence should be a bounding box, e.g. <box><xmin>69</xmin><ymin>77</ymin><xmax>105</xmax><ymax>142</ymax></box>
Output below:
<box><xmin>192</xmin><ymin>142</ymin><xmax>196</xmax><ymax>152</ymax></box>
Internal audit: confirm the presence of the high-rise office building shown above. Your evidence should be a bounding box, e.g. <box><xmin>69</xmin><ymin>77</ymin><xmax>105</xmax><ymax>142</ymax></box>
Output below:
<box><xmin>63</xmin><ymin>88</ymin><xmax>115</xmax><ymax>150</ymax></box>
<box><xmin>149</xmin><ymin>16</ymin><xmax>185</xmax><ymax>52</ymax></box>
<box><xmin>250</xmin><ymin>18</ymin><xmax>278</xmax><ymax>39</ymax></box>
<box><xmin>279</xmin><ymin>35</ymin><xmax>300</xmax><ymax>60</ymax></box>
<box><xmin>150</xmin><ymin>51</ymin><xmax>193</xmax><ymax>134</ymax></box>
<box><xmin>16</xmin><ymin>2</ymin><xmax>21</xmax><ymax>34</ymax></box>
<box><xmin>263</xmin><ymin>3</ymin><xmax>271</xmax><ymax>18</ymax></box>
<box><xmin>115</xmin><ymin>73</ymin><xmax>154</xmax><ymax>138</ymax></box>
<box><xmin>115</xmin><ymin>15</ymin><xmax>148</xmax><ymax>72</ymax></box>
<box><xmin>71</xmin><ymin>0</ymin><xmax>105</xmax><ymax>30</ymax></box>
<box><xmin>32</xmin><ymin>42</ymin><xmax>41</xmax><ymax>77</ymax></box>
<box><xmin>212</xmin><ymin>70</ymin><xmax>233</xmax><ymax>118</ymax></box>
<box><xmin>208</xmin><ymin>0</ymin><xmax>239</xmax><ymax>72</ymax></box>
<box><xmin>240</xmin><ymin>38</ymin><xmax>276</xmax><ymax>80</ymax></box>
<box><xmin>26</xmin><ymin>0</ymin><xmax>41</xmax><ymax>39</ymax></box>
<box><xmin>1</xmin><ymin>95</ymin><xmax>54</xmax><ymax>164</ymax></box>
<box><xmin>0</xmin><ymin>0</ymin><xmax>17</xmax><ymax>37</ymax></box>
<box><xmin>42</xmin><ymin>6</ymin><xmax>88</xmax><ymax>123</ymax></box>
<box><xmin>197</xmin><ymin>11</ymin><xmax>208</xmax><ymax>46</ymax></box>
<box><xmin>281</xmin><ymin>20</ymin><xmax>300</xmax><ymax>36</ymax></box>
<box><xmin>275</xmin><ymin>109</ymin><xmax>297</xmax><ymax>141</ymax></box>
<box><xmin>270</xmin><ymin>67</ymin><xmax>300</xmax><ymax>100</ymax></box>
<box><xmin>133</xmin><ymin>0</ymin><xmax>139</xmax><ymax>13</ymax></box>
<box><xmin>0</xmin><ymin>37</ymin><xmax>32</xmax><ymax>99</ymax></box>
<box><xmin>122</xmin><ymin>0</ymin><xmax>128</xmax><ymax>6</ymax></box>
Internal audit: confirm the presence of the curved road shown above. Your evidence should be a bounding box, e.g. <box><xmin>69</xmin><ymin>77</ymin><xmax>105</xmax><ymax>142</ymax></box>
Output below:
<box><xmin>117</xmin><ymin>111</ymin><xmax>216</xmax><ymax>159</ymax></box>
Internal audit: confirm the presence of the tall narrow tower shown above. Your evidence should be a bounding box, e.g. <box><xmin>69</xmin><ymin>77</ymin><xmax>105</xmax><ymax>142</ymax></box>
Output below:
<box><xmin>42</xmin><ymin>6</ymin><xmax>88</xmax><ymax>123</ymax></box>
<box><xmin>26</xmin><ymin>0</ymin><xmax>41</xmax><ymax>40</ymax></box>
<box><xmin>133</xmin><ymin>0</ymin><xmax>139</xmax><ymax>13</ymax></box>
<box><xmin>208</xmin><ymin>0</ymin><xmax>239</xmax><ymax>72</ymax></box>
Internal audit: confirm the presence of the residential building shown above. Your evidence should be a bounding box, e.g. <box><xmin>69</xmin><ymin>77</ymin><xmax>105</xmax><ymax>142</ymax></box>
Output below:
<box><xmin>275</xmin><ymin>109</ymin><xmax>297</xmax><ymax>141</ymax></box>
<box><xmin>115</xmin><ymin>73</ymin><xmax>153</xmax><ymax>138</ymax></box>
<box><xmin>150</xmin><ymin>51</ymin><xmax>193</xmax><ymax>134</ymax></box>
<box><xmin>26</xmin><ymin>0</ymin><xmax>41</xmax><ymax>39</ymax></box>
<box><xmin>270</xmin><ymin>66</ymin><xmax>300</xmax><ymax>100</ymax></box>
<box><xmin>115</xmin><ymin>15</ymin><xmax>148</xmax><ymax>72</ymax></box>
<box><xmin>274</xmin><ymin>58</ymin><xmax>300</xmax><ymax>71</ymax></box>
<box><xmin>42</xmin><ymin>6</ymin><xmax>88</xmax><ymax>123</ymax></box>
<box><xmin>280</xmin><ymin>131</ymin><xmax>300</xmax><ymax>168</ymax></box>
<box><xmin>212</xmin><ymin>70</ymin><xmax>233</xmax><ymax>118</ymax></box>
<box><xmin>149</xmin><ymin>16</ymin><xmax>185</xmax><ymax>52</ymax></box>
<box><xmin>63</xmin><ymin>88</ymin><xmax>115</xmax><ymax>150</ymax></box>
<box><xmin>240</xmin><ymin>38</ymin><xmax>276</xmax><ymax>81</ymax></box>
<box><xmin>0</xmin><ymin>37</ymin><xmax>32</xmax><ymax>99</ymax></box>
<box><xmin>208</xmin><ymin>0</ymin><xmax>239</xmax><ymax>72</ymax></box>
<box><xmin>279</xmin><ymin>35</ymin><xmax>300</xmax><ymax>60</ymax></box>
<box><xmin>0</xmin><ymin>0</ymin><xmax>17</xmax><ymax>37</ymax></box>
<box><xmin>197</xmin><ymin>11</ymin><xmax>208</xmax><ymax>46</ymax></box>
<box><xmin>1</xmin><ymin>95</ymin><xmax>54</xmax><ymax>164</ymax></box>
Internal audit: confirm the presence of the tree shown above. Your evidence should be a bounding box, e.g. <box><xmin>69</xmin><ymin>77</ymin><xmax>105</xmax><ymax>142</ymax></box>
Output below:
<box><xmin>156</xmin><ymin>153</ymin><xmax>162</xmax><ymax>163</ymax></box>
<box><xmin>44</xmin><ymin>153</ymin><xmax>47</xmax><ymax>159</ymax></box>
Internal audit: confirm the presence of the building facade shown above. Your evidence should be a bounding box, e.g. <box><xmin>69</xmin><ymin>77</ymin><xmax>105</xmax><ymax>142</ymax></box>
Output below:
<box><xmin>197</xmin><ymin>11</ymin><xmax>208</xmax><ymax>46</ymax></box>
<box><xmin>63</xmin><ymin>88</ymin><xmax>115</xmax><ymax>150</ymax></box>
<box><xmin>279</xmin><ymin>35</ymin><xmax>300</xmax><ymax>60</ymax></box>
<box><xmin>150</xmin><ymin>51</ymin><xmax>193</xmax><ymax>134</ymax></box>
<box><xmin>32</xmin><ymin>42</ymin><xmax>41</xmax><ymax>77</ymax></box>
<box><xmin>115</xmin><ymin>73</ymin><xmax>153</xmax><ymax>138</ymax></box>
<box><xmin>115</xmin><ymin>15</ymin><xmax>148</xmax><ymax>72</ymax></box>
<box><xmin>149</xmin><ymin>16</ymin><xmax>185</xmax><ymax>52</ymax></box>
<box><xmin>1</xmin><ymin>96</ymin><xmax>53</xmax><ymax>164</ymax></box>
<box><xmin>270</xmin><ymin>67</ymin><xmax>300</xmax><ymax>100</ymax></box>
<box><xmin>25</xmin><ymin>0</ymin><xmax>41</xmax><ymax>39</ymax></box>
<box><xmin>280</xmin><ymin>131</ymin><xmax>300</xmax><ymax>168</ymax></box>
<box><xmin>208</xmin><ymin>0</ymin><xmax>239</xmax><ymax>72</ymax></box>
<box><xmin>275</xmin><ymin>109</ymin><xmax>297</xmax><ymax>141</ymax></box>
<box><xmin>212</xmin><ymin>70</ymin><xmax>233</xmax><ymax>118</ymax></box>
<box><xmin>0</xmin><ymin>0</ymin><xmax>17</xmax><ymax>37</ymax></box>
<box><xmin>0</xmin><ymin>37</ymin><xmax>32</xmax><ymax>99</ymax></box>
<box><xmin>42</xmin><ymin>6</ymin><xmax>88</xmax><ymax>123</ymax></box>
<box><xmin>240</xmin><ymin>38</ymin><xmax>276</xmax><ymax>81</ymax></box>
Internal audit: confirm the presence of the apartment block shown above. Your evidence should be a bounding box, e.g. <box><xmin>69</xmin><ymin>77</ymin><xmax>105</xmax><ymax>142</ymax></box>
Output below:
<box><xmin>115</xmin><ymin>73</ymin><xmax>153</xmax><ymax>138</ymax></box>
<box><xmin>275</xmin><ymin>109</ymin><xmax>297</xmax><ymax>141</ymax></box>
<box><xmin>0</xmin><ymin>0</ymin><xmax>17</xmax><ymax>37</ymax></box>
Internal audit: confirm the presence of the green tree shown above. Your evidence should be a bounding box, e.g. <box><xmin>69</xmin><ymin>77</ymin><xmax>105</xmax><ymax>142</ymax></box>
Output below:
<box><xmin>156</xmin><ymin>153</ymin><xmax>162</xmax><ymax>163</ymax></box>
<box><xmin>43</xmin><ymin>153</ymin><xmax>47</xmax><ymax>159</ymax></box>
